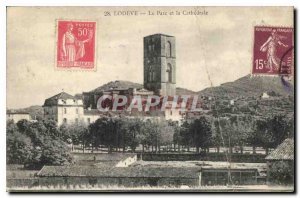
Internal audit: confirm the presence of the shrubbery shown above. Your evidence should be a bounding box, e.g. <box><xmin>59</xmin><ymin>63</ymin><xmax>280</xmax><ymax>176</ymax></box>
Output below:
<box><xmin>7</xmin><ymin>119</ymin><xmax>72</xmax><ymax>169</ymax></box>
<box><xmin>269</xmin><ymin>161</ymin><xmax>294</xmax><ymax>185</ymax></box>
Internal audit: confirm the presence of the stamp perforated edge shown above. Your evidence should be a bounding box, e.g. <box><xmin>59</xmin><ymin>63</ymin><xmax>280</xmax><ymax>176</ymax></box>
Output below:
<box><xmin>250</xmin><ymin>25</ymin><xmax>294</xmax><ymax>78</ymax></box>
<box><xmin>54</xmin><ymin>19</ymin><xmax>98</xmax><ymax>72</ymax></box>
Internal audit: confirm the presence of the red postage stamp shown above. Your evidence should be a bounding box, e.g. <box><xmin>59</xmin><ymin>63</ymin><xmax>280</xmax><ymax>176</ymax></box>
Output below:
<box><xmin>252</xmin><ymin>26</ymin><xmax>294</xmax><ymax>76</ymax></box>
<box><xmin>56</xmin><ymin>20</ymin><xmax>96</xmax><ymax>70</ymax></box>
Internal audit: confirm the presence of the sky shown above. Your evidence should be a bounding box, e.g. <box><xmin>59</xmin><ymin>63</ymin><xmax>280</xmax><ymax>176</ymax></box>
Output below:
<box><xmin>7</xmin><ymin>6</ymin><xmax>293</xmax><ymax>108</ymax></box>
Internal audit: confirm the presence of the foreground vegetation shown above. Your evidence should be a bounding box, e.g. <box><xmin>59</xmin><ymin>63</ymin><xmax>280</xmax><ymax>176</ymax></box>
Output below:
<box><xmin>7</xmin><ymin>119</ymin><xmax>72</xmax><ymax>168</ymax></box>
<box><xmin>7</xmin><ymin>113</ymin><xmax>293</xmax><ymax>169</ymax></box>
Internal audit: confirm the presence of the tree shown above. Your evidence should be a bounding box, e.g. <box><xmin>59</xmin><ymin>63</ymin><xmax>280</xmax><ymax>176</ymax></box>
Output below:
<box><xmin>7</xmin><ymin>120</ymin><xmax>18</xmax><ymax>134</ymax></box>
<box><xmin>89</xmin><ymin>116</ymin><xmax>125</xmax><ymax>153</ymax></box>
<box><xmin>160</xmin><ymin>121</ymin><xmax>175</xmax><ymax>152</ymax></box>
<box><xmin>228</xmin><ymin>116</ymin><xmax>252</xmax><ymax>154</ymax></box>
<box><xmin>43</xmin><ymin>119</ymin><xmax>61</xmax><ymax>139</ymax></box>
<box><xmin>151</xmin><ymin>120</ymin><xmax>162</xmax><ymax>153</ymax></box>
<box><xmin>248</xmin><ymin>118</ymin><xmax>270</xmax><ymax>153</ymax></box>
<box><xmin>16</xmin><ymin>119</ymin><xmax>31</xmax><ymax>135</ymax></box>
<box><xmin>249</xmin><ymin>115</ymin><xmax>290</xmax><ymax>154</ymax></box>
<box><xmin>212</xmin><ymin>119</ymin><xmax>222</xmax><ymax>153</ymax></box>
<box><xmin>7</xmin><ymin>120</ymin><xmax>73</xmax><ymax>168</ymax></box>
<box><xmin>189</xmin><ymin>117</ymin><xmax>212</xmax><ymax>153</ymax></box>
<box><xmin>123</xmin><ymin>118</ymin><xmax>143</xmax><ymax>152</ymax></box>
<box><xmin>268</xmin><ymin>115</ymin><xmax>289</xmax><ymax>148</ymax></box>
<box><xmin>38</xmin><ymin>136</ymin><xmax>72</xmax><ymax>167</ymax></box>
<box><xmin>26</xmin><ymin>121</ymin><xmax>47</xmax><ymax>147</ymax></box>
<box><xmin>60</xmin><ymin>121</ymin><xmax>89</xmax><ymax>151</ymax></box>
<box><xmin>269</xmin><ymin>161</ymin><xmax>294</xmax><ymax>185</ymax></box>
<box><xmin>172</xmin><ymin>121</ymin><xmax>181</xmax><ymax>152</ymax></box>
<box><xmin>140</xmin><ymin>119</ymin><xmax>154</xmax><ymax>152</ymax></box>
<box><xmin>179</xmin><ymin>120</ymin><xmax>192</xmax><ymax>152</ymax></box>
<box><xmin>7</xmin><ymin>131</ymin><xmax>32</xmax><ymax>164</ymax></box>
<box><xmin>213</xmin><ymin>115</ymin><xmax>253</xmax><ymax>154</ymax></box>
<box><xmin>140</xmin><ymin>119</ymin><xmax>161</xmax><ymax>153</ymax></box>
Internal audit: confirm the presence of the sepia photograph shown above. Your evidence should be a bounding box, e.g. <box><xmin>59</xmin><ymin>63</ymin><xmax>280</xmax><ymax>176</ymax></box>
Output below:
<box><xmin>5</xmin><ymin>5</ymin><xmax>295</xmax><ymax>192</ymax></box>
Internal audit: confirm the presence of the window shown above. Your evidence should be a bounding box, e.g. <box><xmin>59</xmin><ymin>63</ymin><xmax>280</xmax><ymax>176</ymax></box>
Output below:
<box><xmin>148</xmin><ymin>66</ymin><xmax>154</xmax><ymax>82</ymax></box>
<box><xmin>64</xmin><ymin>108</ymin><xmax>67</xmax><ymax>114</ymax></box>
<box><xmin>166</xmin><ymin>63</ymin><xmax>172</xmax><ymax>82</ymax></box>
<box><xmin>87</xmin><ymin>118</ymin><xmax>91</xmax><ymax>124</ymax></box>
<box><xmin>63</xmin><ymin>118</ymin><xmax>67</xmax><ymax>123</ymax></box>
<box><xmin>75</xmin><ymin>118</ymin><xmax>78</xmax><ymax>123</ymax></box>
<box><xmin>152</xmin><ymin>71</ymin><xmax>156</xmax><ymax>82</ymax></box>
<box><xmin>166</xmin><ymin>41</ymin><xmax>172</xmax><ymax>57</ymax></box>
<box><xmin>76</xmin><ymin>108</ymin><xmax>79</xmax><ymax>114</ymax></box>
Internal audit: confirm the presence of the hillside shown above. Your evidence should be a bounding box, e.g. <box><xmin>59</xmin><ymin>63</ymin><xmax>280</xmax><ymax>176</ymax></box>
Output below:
<box><xmin>89</xmin><ymin>80</ymin><xmax>196</xmax><ymax>95</ymax></box>
<box><xmin>198</xmin><ymin>75</ymin><xmax>294</xmax><ymax>98</ymax></box>
<box><xmin>176</xmin><ymin>87</ymin><xmax>197</xmax><ymax>96</ymax></box>
<box><xmin>90</xmin><ymin>80</ymin><xmax>143</xmax><ymax>93</ymax></box>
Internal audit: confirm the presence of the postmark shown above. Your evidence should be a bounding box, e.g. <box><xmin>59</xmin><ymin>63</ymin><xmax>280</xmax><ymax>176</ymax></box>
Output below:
<box><xmin>56</xmin><ymin>20</ymin><xmax>96</xmax><ymax>70</ymax></box>
<box><xmin>252</xmin><ymin>26</ymin><xmax>294</xmax><ymax>76</ymax></box>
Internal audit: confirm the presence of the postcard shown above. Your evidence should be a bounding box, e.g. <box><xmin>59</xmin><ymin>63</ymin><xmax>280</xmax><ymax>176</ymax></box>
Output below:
<box><xmin>6</xmin><ymin>6</ymin><xmax>294</xmax><ymax>192</ymax></box>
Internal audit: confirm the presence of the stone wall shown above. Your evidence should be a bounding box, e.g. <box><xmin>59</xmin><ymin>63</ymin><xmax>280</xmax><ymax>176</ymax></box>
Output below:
<box><xmin>37</xmin><ymin>176</ymin><xmax>198</xmax><ymax>188</ymax></box>
<box><xmin>139</xmin><ymin>153</ymin><xmax>267</xmax><ymax>163</ymax></box>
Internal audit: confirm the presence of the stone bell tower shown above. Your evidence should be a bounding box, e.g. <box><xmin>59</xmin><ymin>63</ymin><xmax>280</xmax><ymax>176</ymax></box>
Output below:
<box><xmin>144</xmin><ymin>34</ymin><xmax>176</xmax><ymax>96</ymax></box>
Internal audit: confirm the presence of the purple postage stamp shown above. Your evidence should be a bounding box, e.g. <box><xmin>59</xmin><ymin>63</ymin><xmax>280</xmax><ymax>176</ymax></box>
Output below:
<box><xmin>252</xmin><ymin>26</ymin><xmax>294</xmax><ymax>76</ymax></box>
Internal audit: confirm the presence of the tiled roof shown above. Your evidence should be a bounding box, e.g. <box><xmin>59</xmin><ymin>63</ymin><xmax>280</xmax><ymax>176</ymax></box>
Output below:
<box><xmin>145</xmin><ymin>33</ymin><xmax>174</xmax><ymax>38</ymax></box>
<box><xmin>37</xmin><ymin>166</ymin><xmax>200</xmax><ymax>178</ymax></box>
<box><xmin>43</xmin><ymin>92</ymin><xmax>75</xmax><ymax>106</ymax></box>
<box><xmin>266</xmin><ymin>138</ymin><xmax>294</xmax><ymax>160</ymax></box>
<box><xmin>74</xmin><ymin>94</ymin><xmax>83</xmax><ymax>99</ymax></box>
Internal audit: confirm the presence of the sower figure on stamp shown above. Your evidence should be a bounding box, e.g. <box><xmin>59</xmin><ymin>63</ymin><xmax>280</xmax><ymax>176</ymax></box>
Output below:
<box><xmin>260</xmin><ymin>29</ymin><xmax>288</xmax><ymax>72</ymax></box>
<box><xmin>61</xmin><ymin>23</ymin><xmax>93</xmax><ymax>62</ymax></box>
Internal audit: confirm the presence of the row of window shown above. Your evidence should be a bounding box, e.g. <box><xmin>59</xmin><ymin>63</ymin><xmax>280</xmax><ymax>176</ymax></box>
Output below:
<box><xmin>62</xmin><ymin>117</ymin><xmax>91</xmax><ymax>124</ymax></box>
<box><xmin>63</xmin><ymin>108</ymin><xmax>79</xmax><ymax>114</ymax></box>
<box><xmin>45</xmin><ymin>108</ymin><xmax>80</xmax><ymax>114</ymax></box>
<box><xmin>147</xmin><ymin>41</ymin><xmax>172</xmax><ymax>57</ymax></box>
<box><xmin>61</xmin><ymin>99</ymin><xmax>77</xmax><ymax>104</ymax></box>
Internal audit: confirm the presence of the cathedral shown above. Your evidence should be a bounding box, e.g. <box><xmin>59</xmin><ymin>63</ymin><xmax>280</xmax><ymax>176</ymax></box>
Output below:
<box><xmin>143</xmin><ymin>34</ymin><xmax>176</xmax><ymax>96</ymax></box>
<box><xmin>80</xmin><ymin>33</ymin><xmax>178</xmax><ymax>110</ymax></box>
<box><xmin>43</xmin><ymin>34</ymin><xmax>182</xmax><ymax>125</ymax></box>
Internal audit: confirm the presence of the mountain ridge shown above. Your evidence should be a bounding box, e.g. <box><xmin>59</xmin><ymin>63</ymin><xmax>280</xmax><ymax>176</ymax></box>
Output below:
<box><xmin>197</xmin><ymin>74</ymin><xmax>293</xmax><ymax>98</ymax></box>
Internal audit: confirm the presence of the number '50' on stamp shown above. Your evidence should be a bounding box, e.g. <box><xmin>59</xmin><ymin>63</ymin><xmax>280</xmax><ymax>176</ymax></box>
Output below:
<box><xmin>55</xmin><ymin>20</ymin><xmax>97</xmax><ymax>70</ymax></box>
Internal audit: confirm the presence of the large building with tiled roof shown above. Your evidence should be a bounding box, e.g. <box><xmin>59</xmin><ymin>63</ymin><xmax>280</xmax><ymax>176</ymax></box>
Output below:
<box><xmin>43</xmin><ymin>92</ymin><xmax>86</xmax><ymax>126</ymax></box>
